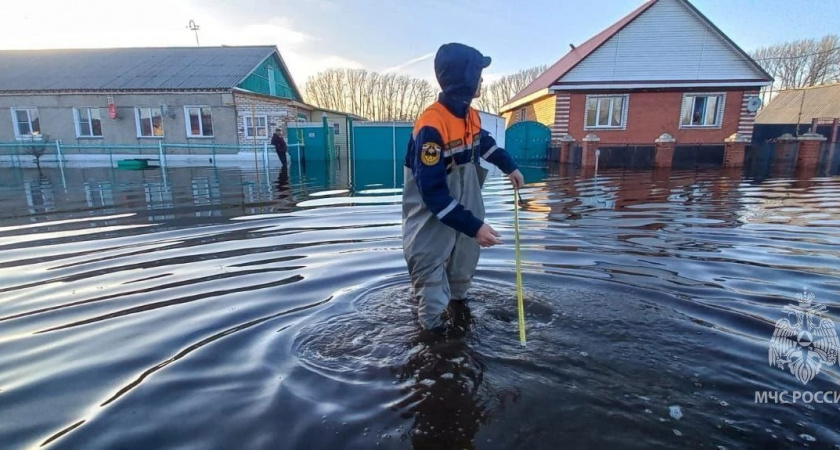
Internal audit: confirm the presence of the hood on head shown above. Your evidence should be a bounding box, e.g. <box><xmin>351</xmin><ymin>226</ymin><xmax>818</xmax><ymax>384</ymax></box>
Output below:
<box><xmin>434</xmin><ymin>43</ymin><xmax>491</xmax><ymax>103</ymax></box>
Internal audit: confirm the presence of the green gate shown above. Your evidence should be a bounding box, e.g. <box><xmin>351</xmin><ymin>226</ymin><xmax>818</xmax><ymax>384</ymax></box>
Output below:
<box><xmin>506</xmin><ymin>121</ymin><xmax>551</xmax><ymax>163</ymax></box>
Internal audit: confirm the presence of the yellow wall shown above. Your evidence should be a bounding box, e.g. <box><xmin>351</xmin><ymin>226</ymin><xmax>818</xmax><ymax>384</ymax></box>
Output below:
<box><xmin>503</xmin><ymin>94</ymin><xmax>556</xmax><ymax>128</ymax></box>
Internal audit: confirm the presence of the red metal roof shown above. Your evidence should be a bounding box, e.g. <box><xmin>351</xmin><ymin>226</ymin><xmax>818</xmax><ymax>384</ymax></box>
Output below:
<box><xmin>502</xmin><ymin>0</ymin><xmax>658</xmax><ymax>108</ymax></box>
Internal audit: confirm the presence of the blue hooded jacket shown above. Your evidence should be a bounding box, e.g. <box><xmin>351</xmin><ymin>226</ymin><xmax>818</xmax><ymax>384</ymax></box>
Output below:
<box><xmin>404</xmin><ymin>43</ymin><xmax>519</xmax><ymax>238</ymax></box>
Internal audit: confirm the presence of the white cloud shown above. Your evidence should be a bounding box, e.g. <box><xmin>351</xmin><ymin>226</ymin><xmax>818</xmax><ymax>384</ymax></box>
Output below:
<box><xmin>0</xmin><ymin>0</ymin><xmax>366</xmax><ymax>88</ymax></box>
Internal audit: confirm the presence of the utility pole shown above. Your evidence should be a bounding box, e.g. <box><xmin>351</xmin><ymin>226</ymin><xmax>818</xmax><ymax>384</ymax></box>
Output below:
<box><xmin>187</xmin><ymin>20</ymin><xmax>200</xmax><ymax>46</ymax></box>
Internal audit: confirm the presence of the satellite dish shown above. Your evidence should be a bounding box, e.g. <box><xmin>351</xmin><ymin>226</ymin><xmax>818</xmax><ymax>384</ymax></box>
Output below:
<box><xmin>746</xmin><ymin>96</ymin><xmax>762</xmax><ymax>113</ymax></box>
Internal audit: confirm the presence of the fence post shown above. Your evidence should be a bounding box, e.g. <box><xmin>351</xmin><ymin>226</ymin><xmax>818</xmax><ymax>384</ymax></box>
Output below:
<box><xmin>581</xmin><ymin>133</ymin><xmax>600</xmax><ymax>169</ymax></box>
<box><xmin>723</xmin><ymin>133</ymin><xmax>749</xmax><ymax>168</ymax></box>
<box><xmin>797</xmin><ymin>132</ymin><xmax>827</xmax><ymax>169</ymax></box>
<box><xmin>158</xmin><ymin>141</ymin><xmax>166</xmax><ymax>169</ymax></box>
<box><xmin>654</xmin><ymin>133</ymin><xmax>676</xmax><ymax>168</ymax></box>
<box><xmin>392</xmin><ymin>121</ymin><xmax>397</xmax><ymax>188</ymax></box>
<box><xmin>263</xmin><ymin>141</ymin><xmax>269</xmax><ymax>168</ymax></box>
<box><xmin>559</xmin><ymin>134</ymin><xmax>575</xmax><ymax>165</ymax></box>
<box><xmin>55</xmin><ymin>140</ymin><xmax>67</xmax><ymax>189</ymax></box>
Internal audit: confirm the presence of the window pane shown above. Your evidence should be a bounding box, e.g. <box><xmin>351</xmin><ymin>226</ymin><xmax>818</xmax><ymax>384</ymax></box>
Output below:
<box><xmin>140</xmin><ymin>109</ymin><xmax>152</xmax><ymax>136</ymax></box>
<box><xmin>680</xmin><ymin>97</ymin><xmax>692</xmax><ymax>125</ymax></box>
<box><xmin>80</xmin><ymin>120</ymin><xmax>92</xmax><ymax>136</ymax></box>
<box><xmin>90</xmin><ymin>109</ymin><xmax>102</xmax><ymax>136</ymax></box>
<box><xmin>15</xmin><ymin>109</ymin><xmax>28</xmax><ymax>123</ymax></box>
<box><xmin>151</xmin><ymin>109</ymin><xmax>164</xmax><ymax>136</ymax></box>
<box><xmin>188</xmin><ymin>108</ymin><xmax>201</xmax><ymax>135</ymax></box>
<box><xmin>30</xmin><ymin>115</ymin><xmax>40</xmax><ymax>135</ymax></box>
<box><xmin>586</xmin><ymin>98</ymin><xmax>597</xmax><ymax>126</ymax></box>
<box><xmin>17</xmin><ymin>121</ymin><xmax>31</xmax><ymax>136</ymax></box>
<box><xmin>704</xmin><ymin>96</ymin><xmax>719</xmax><ymax>125</ymax></box>
<box><xmin>611</xmin><ymin>97</ymin><xmax>623</xmax><ymax>127</ymax></box>
<box><xmin>598</xmin><ymin>98</ymin><xmax>610</xmax><ymax>126</ymax></box>
<box><xmin>692</xmin><ymin>97</ymin><xmax>706</xmax><ymax>125</ymax></box>
<box><xmin>79</xmin><ymin>108</ymin><xmax>90</xmax><ymax>122</ymax></box>
<box><xmin>201</xmin><ymin>108</ymin><xmax>213</xmax><ymax>136</ymax></box>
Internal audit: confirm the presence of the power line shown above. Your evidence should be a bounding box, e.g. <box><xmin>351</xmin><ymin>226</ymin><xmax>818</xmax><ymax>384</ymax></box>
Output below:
<box><xmin>752</xmin><ymin>45</ymin><xmax>840</xmax><ymax>62</ymax></box>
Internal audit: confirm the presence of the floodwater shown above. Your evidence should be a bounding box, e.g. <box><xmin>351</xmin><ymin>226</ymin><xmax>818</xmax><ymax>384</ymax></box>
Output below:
<box><xmin>1</xmin><ymin>158</ymin><xmax>839</xmax><ymax>450</ymax></box>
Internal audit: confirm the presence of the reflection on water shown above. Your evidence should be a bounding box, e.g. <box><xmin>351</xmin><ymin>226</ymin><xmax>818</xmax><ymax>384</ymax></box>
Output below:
<box><xmin>1</xmin><ymin>158</ymin><xmax>839</xmax><ymax>449</ymax></box>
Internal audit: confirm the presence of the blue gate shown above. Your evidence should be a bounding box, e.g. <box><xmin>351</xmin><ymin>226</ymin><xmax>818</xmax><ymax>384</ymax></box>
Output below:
<box><xmin>505</xmin><ymin>121</ymin><xmax>551</xmax><ymax>163</ymax></box>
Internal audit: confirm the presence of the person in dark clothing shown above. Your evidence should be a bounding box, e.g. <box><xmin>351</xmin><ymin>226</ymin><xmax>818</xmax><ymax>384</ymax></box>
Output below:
<box><xmin>271</xmin><ymin>128</ymin><xmax>288</xmax><ymax>168</ymax></box>
<box><xmin>402</xmin><ymin>42</ymin><xmax>524</xmax><ymax>332</ymax></box>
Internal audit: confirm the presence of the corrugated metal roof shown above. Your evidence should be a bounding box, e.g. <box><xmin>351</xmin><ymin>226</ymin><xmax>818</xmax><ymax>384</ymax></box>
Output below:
<box><xmin>0</xmin><ymin>46</ymin><xmax>277</xmax><ymax>92</ymax></box>
<box><xmin>755</xmin><ymin>83</ymin><xmax>840</xmax><ymax>124</ymax></box>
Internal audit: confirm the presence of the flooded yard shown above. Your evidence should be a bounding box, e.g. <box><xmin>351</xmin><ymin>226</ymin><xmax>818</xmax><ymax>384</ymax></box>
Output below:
<box><xmin>1</xmin><ymin>160</ymin><xmax>839</xmax><ymax>449</ymax></box>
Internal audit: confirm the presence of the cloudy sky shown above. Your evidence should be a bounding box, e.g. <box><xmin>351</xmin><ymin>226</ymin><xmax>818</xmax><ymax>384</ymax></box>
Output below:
<box><xmin>1</xmin><ymin>0</ymin><xmax>838</xmax><ymax>87</ymax></box>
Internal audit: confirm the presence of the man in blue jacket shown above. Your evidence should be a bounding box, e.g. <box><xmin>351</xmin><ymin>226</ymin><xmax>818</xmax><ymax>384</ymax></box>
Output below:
<box><xmin>403</xmin><ymin>42</ymin><xmax>524</xmax><ymax>332</ymax></box>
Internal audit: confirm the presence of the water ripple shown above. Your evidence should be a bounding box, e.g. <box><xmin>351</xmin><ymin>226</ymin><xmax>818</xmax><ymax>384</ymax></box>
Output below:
<box><xmin>0</xmin><ymin>163</ymin><xmax>839</xmax><ymax>449</ymax></box>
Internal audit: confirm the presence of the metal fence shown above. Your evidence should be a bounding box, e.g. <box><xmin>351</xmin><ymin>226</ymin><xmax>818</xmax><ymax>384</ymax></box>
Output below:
<box><xmin>672</xmin><ymin>144</ymin><xmax>725</xmax><ymax>169</ymax></box>
<box><xmin>596</xmin><ymin>144</ymin><xmax>656</xmax><ymax>169</ymax></box>
<box><xmin>0</xmin><ymin>140</ymin><xmax>274</xmax><ymax>170</ymax></box>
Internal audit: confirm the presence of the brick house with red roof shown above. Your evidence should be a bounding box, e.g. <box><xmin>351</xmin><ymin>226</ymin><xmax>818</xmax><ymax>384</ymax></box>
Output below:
<box><xmin>499</xmin><ymin>0</ymin><xmax>774</xmax><ymax>145</ymax></box>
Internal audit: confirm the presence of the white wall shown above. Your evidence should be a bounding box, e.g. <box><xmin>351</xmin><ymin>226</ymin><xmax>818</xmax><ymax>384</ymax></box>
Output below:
<box><xmin>479</xmin><ymin>111</ymin><xmax>506</xmax><ymax>148</ymax></box>
<box><xmin>561</xmin><ymin>0</ymin><xmax>765</xmax><ymax>84</ymax></box>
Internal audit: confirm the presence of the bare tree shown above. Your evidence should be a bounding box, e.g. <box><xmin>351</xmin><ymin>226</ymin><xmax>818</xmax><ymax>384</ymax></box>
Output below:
<box><xmin>751</xmin><ymin>34</ymin><xmax>840</xmax><ymax>104</ymax></box>
<box><xmin>20</xmin><ymin>134</ymin><xmax>51</xmax><ymax>171</ymax></box>
<box><xmin>475</xmin><ymin>65</ymin><xmax>548</xmax><ymax>114</ymax></box>
<box><xmin>304</xmin><ymin>69</ymin><xmax>437</xmax><ymax>121</ymax></box>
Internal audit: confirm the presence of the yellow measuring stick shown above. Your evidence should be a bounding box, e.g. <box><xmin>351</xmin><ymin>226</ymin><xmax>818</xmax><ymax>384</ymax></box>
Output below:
<box><xmin>514</xmin><ymin>188</ymin><xmax>526</xmax><ymax>346</ymax></box>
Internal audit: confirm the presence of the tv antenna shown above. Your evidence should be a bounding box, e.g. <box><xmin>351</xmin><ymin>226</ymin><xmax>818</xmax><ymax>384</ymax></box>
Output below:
<box><xmin>187</xmin><ymin>20</ymin><xmax>200</xmax><ymax>46</ymax></box>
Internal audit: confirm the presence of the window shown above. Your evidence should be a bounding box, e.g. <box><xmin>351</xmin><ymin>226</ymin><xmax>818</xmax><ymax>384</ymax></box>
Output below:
<box><xmin>518</xmin><ymin>108</ymin><xmax>527</xmax><ymax>122</ymax></box>
<box><xmin>584</xmin><ymin>95</ymin><xmax>628</xmax><ymax>129</ymax></box>
<box><xmin>680</xmin><ymin>94</ymin><xmax>725</xmax><ymax>127</ymax></box>
<box><xmin>333</xmin><ymin>123</ymin><xmax>339</xmax><ymax>135</ymax></box>
<box><xmin>11</xmin><ymin>108</ymin><xmax>41</xmax><ymax>139</ymax></box>
<box><xmin>74</xmin><ymin>107</ymin><xmax>103</xmax><ymax>137</ymax></box>
<box><xmin>135</xmin><ymin>107</ymin><xmax>165</xmax><ymax>137</ymax></box>
<box><xmin>185</xmin><ymin>106</ymin><xmax>214</xmax><ymax>137</ymax></box>
<box><xmin>245</xmin><ymin>115</ymin><xmax>268</xmax><ymax>138</ymax></box>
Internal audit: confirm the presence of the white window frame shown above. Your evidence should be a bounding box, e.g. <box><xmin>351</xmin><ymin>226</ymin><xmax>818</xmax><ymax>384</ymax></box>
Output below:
<box><xmin>73</xmin><ymin>107</ymin><xmax>103</xmax><ymax>138</ymax></box>
<box><xmin>244</xmin><ymin>115</ymin><xmax>268</xmax><ymax>139</ymax></box>
<box><xmin>11</xmin><ymin>107</ymin><xmax>42</xmax><ymax>140</ymax></box>
<box><xmin>135</xmin><ymin>107</ymin><xmax>165</xmax><ymax>138</ymax></box>
<box><xmin>518</xmin><ymin>108</ymin><xmax>527</xmax><ymax>122</ymax></box>
<box><xmin>184</xmin><ymin>106</ymin><xmax>214</xmax><ymax>138</ymax></box>
<box><xmin>584</xmin><ymin>94</ymin><xmax>629</xmax><ymax>130</ymax></box>
<box><xmin>679</xmin><ymin>93</ymin><xmax>726</xmax><ymax>129</ymax></box>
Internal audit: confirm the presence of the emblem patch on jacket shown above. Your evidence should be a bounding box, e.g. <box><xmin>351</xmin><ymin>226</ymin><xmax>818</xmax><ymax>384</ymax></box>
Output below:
<box><xmin>421</xmin><ymin>142</ymin><xmax>441</xmax><ymax>166</ymax></box>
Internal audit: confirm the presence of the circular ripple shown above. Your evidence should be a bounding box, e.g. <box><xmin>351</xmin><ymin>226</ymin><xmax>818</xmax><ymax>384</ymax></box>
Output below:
<box><xmin>292</xmin><ymin>277</ymin><xmax>559</xmax><ymax>382</ymax></box>
<box><xmin>292</xmin><ymin>280</ymin><xmax>418</xmax><ymax>379</ymax></box>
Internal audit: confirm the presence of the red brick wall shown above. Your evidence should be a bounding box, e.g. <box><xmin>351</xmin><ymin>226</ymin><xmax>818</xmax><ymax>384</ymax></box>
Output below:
<box><xmin>564</xmin><ymin>89</ymin><xmax>747</xmax><ymax>144</ymax></box>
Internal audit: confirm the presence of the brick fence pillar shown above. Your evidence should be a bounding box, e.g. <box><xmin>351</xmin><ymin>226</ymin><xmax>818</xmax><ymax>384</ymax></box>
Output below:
<box><xmin>774</xmin><ymin>133</ymin><xmax>798</xmax><ymax>166</ymax></box>
<box><xmin>581</xmin><ymin>133</ymin><xmax>600</xmax><ymax>169</ymax></box>
<box><xmin>654</xmin><ymin>133</ymin><xmax>675</xmax><ymax>168</ymax></box>
<box><xmin>559</xmin><ymin>134</ymin><xmax>576</xmax><ymax>165</ymax></box>
<box><xmin>797</xmin><ymin>132</ymin><xmax>827</xmax><ymax>169</ymax></box>
<box><xmin>723</xmin><ymin>133</ymin><xmax>749</xmax><ymax>168</ymax></box>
